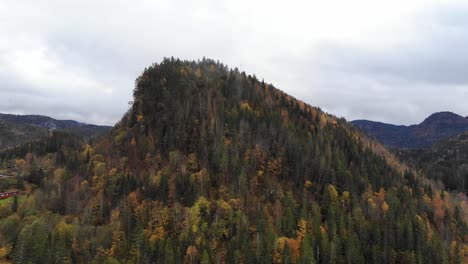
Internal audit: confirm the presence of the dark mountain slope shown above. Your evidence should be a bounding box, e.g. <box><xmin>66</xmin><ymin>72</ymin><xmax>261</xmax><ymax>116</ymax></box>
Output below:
<box><xmin>352</xmin><ymin>111</ymin><xmax>468</xmax><ymax>148</ymax></box>
<box><xmin>0</xmin><ymin>113</ymin><xmax>111</xmax><ymax>149</ymax></box>
<box><xmin>0</xmin><ymin>118</ymin><xmax>48</xmax><ymax>149</ymax></box>
<box><xmin>351</xmin><ymin>120</ymin><xmax>409</xmax><ymax>147</ymax></box>
<box><xmin>398</xmin><ymin>131</ymin><xmax>468</xmax><ymax>193</ymax></box>
<box><xmin>0</xmin><ymin>58</ymin><xmax>466</xmax><ymax>263</ymax></box>
<box><xmin>414</xmin><ymin>112</ymin><xmax>468</xmax><ymax>139</ymax></box>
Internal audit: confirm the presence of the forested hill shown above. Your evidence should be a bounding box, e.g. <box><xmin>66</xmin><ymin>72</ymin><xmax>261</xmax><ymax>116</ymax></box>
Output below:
<box><xmin>0</xmin><ymin>113</ymin><xmax>111</xmax><ymax>149</ymax></box>
<box><xmin>0</xmin><ymin>117</ymin><xmax>48</xmax><ymax>150</ymax></box>
<box><xmin>0</xmin><ymin>58</ymin><xmax>466</xmax><ymax>263</ymax></box>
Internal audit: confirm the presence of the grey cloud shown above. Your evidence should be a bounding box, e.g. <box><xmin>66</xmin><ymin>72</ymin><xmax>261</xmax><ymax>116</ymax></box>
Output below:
<box><xmin>0</xmin><ymin>0</ymin><xmax>240</xmax><ymax>126</ymax></box>
<box><xmin>313</xmin><ymin>37</ymin><xmax>468</xmax><ymax>86</ymax></box>
<box><xmin>0</xmin><ymin>89</ymin><xmax>125</xmax><ymax>125</ymax></box>
<box><xmin>2</xmin><ymin>1</ymin><xmax>468</xmax><ymax>126</ymax></box>
<box><xmin>284</xmin><ymin>5</ymin><xmax>468</xmax><ymax>125</ymax></box>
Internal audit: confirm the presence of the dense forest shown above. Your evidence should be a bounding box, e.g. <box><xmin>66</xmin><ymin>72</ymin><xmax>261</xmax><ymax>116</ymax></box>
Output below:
<box><xmin>0</xmin><ymin>58</ymin><xmax>466</xmax><ymax>263</ymax></box>
<box><xmin>397</xmin><ymin>131</ymin><xmax>468</xmax><ymax>193</ymax></box>
<box><xmin>0</xmin><ymin>117</ymin><xmax>48</xmax><ymax>150</ymax></box>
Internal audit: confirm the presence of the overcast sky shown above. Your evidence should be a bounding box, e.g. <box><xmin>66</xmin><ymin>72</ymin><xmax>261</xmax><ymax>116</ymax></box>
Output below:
<box><xmin>1</xmin><ymin>0</ymin><xmax>468</xmax><ymax>126</ymax></box>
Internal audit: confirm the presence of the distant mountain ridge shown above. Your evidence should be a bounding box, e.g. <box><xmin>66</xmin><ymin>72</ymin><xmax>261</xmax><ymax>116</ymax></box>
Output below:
<box><xmin>0</xmin><ymin>113</ymin><xmax>111</xmax><ymax>149</ymax></box>
<box><xmin>0</xmin><ymin>113</ymin><xmax>111</xmax><ymax>136</ymax></box>
<box><xmin>352</xmin><ymin>111</ymin><xmax>468</xmax><ymax>148</ymax></box>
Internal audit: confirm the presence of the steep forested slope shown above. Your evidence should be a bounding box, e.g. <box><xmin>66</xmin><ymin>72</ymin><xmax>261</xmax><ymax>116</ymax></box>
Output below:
<box><xmin>0</xmin><ymin>58</ymin><xmax>466</xmax><ymax>264</ymax></box>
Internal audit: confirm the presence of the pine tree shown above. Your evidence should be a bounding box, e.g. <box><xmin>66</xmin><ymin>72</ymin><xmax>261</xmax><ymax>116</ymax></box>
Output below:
<box><xmin>299</xmin><ymin>235</ymin><xmax>316</xmax><ymax>264</ymax></box>
<box><xmin>11</xmin><ymin>195</ymin><xmax>18</xmax><ymax>213</ymax></box>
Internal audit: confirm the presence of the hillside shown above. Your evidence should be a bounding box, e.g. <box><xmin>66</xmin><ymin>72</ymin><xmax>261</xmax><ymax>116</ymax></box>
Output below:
<box><xmin>0</xmin><ymin>113</ymin><xmax>111</xmax><ymax>149</ymax></box>
<box><xmin>352</xmin><ymin>112</ymin><xmax>468</xmax><ymax>148</ymax></box>
<box><xmin>0</xmin><ymin>118</ymin><xmax>48</xmax><ymax>150</ymax></box>
<box><xmin>397</xmin><ymin>131</ymin><xmax>468</xmax><ymax>193</ymax></box>
<box><xmin>0</xmin><ymin>58</ymin><xmax>466</xmax><ymax>263</ymax></box>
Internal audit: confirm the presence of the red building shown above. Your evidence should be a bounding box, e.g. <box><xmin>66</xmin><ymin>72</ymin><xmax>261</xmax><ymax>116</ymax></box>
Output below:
<box><xmin>0</xmin><ymin>191</ymin><xmax>20</xmax><ymax>199</ymax></box>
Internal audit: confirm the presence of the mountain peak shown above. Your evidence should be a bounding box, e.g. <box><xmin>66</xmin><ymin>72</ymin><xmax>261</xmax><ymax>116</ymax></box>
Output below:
<box><xmin>121</xmin><ymin>58</ymin><xmax>337</xmax><ymax>155</ymax></box>
<box><xmin>419</xmin><ymin>111</ymin><xmax>467</xmax><ymax>126</ymax></box>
